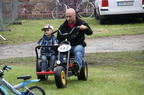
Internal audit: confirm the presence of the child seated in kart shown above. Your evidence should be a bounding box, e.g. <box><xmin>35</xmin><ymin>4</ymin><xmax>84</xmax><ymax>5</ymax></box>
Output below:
<box><xmin>36</xmin><ymin>24</ymin><xmax>58</xmax><ymax>73</ymax></box>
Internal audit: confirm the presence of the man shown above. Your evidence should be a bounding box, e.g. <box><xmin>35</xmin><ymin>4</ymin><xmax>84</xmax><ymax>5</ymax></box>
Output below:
<box><xmin>57</xmin><ymin>8</ymin><xmax>93</xmax><ymax>72</ymax></box>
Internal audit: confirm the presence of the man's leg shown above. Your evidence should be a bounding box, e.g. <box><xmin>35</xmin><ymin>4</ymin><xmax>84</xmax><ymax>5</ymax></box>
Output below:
<box><xmin>72</xmin><ymin>45</ymin><xmax>84</xmax><ymax>68</ymax></box>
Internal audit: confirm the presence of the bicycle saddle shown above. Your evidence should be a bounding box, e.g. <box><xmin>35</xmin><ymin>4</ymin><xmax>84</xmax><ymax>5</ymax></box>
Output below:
<box><xmin>17</xmin><ymin>75</ymin><xmax>31</xmax><ymax>80</ymax></box>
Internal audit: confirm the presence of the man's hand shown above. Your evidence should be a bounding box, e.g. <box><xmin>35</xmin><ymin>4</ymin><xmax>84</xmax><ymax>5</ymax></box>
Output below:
<box><xmin>78</xmin><ymin>25</ymin><xmax>88</xmax><ymax>30</ymax></box>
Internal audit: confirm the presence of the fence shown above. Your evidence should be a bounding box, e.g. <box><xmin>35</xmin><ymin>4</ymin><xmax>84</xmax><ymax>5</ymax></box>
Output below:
<box><xmin>0</xmin><ymin>0</ymin><xmax>18</xmax><ymax>31</ymax></box>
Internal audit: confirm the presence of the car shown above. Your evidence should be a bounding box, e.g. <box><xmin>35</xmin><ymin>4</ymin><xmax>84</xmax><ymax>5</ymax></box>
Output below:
<box><xmin>94</xmin><ymin>0</ymin><xmax>144</xmax><ymax>24</ymax></box>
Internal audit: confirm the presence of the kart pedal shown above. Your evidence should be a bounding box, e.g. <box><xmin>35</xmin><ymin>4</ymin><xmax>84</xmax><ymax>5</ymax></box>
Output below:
<box><xmin>72</xmin><ymin>62</ymin><xmax>80</xmax><ymax>73</ymax></box>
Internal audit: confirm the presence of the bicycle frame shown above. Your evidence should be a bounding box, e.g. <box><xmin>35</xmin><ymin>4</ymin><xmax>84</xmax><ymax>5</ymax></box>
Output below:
<box><xmin>0</xmin><ymin>78</ymin><xmax>21</xmax><ymax>95</ymax></box>
<box><xmin>59</xmin><ymin>0</ymin><xmax>81</xmax><ymax>10</ymax></box>
<box><xmin>0</xmin><ymin>78</ymin><xmax>40</xmax><ymax>95</ymax></box>
<box><xmin>0</xmin><ymin>65</ymin><xmax>41</xmax><ymax>95</ymax></box>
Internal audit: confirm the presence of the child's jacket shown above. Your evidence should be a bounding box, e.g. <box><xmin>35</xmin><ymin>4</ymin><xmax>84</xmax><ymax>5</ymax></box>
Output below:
<box><xmin>37</xmin><ymin>34</ymin><xmax>58</xmax><ymax>57</ymax></box>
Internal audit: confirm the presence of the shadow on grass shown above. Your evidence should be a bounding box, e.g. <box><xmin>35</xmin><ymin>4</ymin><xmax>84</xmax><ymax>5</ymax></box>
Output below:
<box><xmin>104</xmin><ymin>18</ymin><xmax>144</xmax><ymax>25</ymax></box>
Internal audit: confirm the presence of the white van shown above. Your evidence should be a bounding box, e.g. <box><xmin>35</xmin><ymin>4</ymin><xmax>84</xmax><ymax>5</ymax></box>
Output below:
<box><xmin>94</xmin><ymin>0</ymin><xmax>144</xmax><ymax>24</ymax></box>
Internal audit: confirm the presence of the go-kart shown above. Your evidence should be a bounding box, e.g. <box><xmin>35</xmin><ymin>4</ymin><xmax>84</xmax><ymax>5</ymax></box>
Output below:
<box><xmin>35</xmin><ymin>45</ymin><xmax>58</xmax><ymax>80</ymax></box>
<box><xmin>54</xmin><ymin>27</ymin><xmax>88</xmax><ymax>88</ymax></box>
<box><xmin>35</xmin><ymin>27</ymin><xmax>88</xmax><ymax>88</ymax></box>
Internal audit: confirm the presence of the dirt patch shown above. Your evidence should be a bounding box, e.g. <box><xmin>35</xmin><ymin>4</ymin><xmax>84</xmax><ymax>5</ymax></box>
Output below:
<box><xmin>85</xmin><ymin>34</ymin><xmax>144</xmax><ymax>53</ymax></box>
<box><xmin>0</xmin><ymin>34</ymin><xmax>144</xmax><ymax>59</ymax></box>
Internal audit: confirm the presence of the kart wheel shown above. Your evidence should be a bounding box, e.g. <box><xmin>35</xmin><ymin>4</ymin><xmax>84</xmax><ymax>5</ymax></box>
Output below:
<box><xmin>55</xmin><ymin>66</ymin><xmax>67</xmax><ymax>88</ymax></box>
<box><xmin>36</xmin><ymin>61</ymin><xmax>42</xmax><ymax>72</ymax></box>
<box><xmin>78</xmin><ymin>60</ymin><xmax>88</xmax><ymax>81</ymax></box>
<box><xmin>36</xmin><ymin>61</ymin><xmax>48</xmax><ymax>81</ymax></box>
<box><xmin>37</xmin><ymin>75</ymin><xmax>48</xmax><ymax>81</ymax></box>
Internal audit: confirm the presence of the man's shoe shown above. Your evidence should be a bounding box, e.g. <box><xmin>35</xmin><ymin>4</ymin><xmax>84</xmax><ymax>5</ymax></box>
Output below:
<box><xmin>73</xmin><ymin>61</ymin><xmax>81</xmax><ymax>73</ymax></box>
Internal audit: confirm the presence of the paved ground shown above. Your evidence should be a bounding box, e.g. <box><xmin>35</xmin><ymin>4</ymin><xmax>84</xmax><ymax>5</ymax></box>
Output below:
<box><xmin>0</xmin><ymin>34</ymin><xmax>144</xmax><ymax>59</ymax></box>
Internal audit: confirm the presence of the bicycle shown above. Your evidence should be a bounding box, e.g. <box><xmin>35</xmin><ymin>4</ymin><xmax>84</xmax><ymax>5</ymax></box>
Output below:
<box><xmin>76</xmin><ymin>0</ymin><xmax>94</xmax><ymax>18</ymax></box>
<box><xmin>52</xmin><ymin>0</ymin><xmax>68</xmax><ymax>19</ymax></box>
<box><xmin>52</xmin><ymin>0</ymin><xmax>94</xmax><ymax>19</ymax></box>
<box><xmin>0</xmin><ymin>65</ymin><xmax>46</xmax><ymax>95</ymax></box>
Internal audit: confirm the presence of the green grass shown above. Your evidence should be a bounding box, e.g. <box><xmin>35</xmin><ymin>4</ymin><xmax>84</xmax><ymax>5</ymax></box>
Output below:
<box><xmin>0</xmin><ymin>51</ymin><xmax>144</xmax><ymax>95</ymax></box>
<box><xmin>0</xmin><ymin>18</ymin><xmax>144</xmax><ymax>44</ymax></box>
<box><xmin>0</xmin><ymin>18</ymin><xmax>144</xmax><ymax>95</ymax></box>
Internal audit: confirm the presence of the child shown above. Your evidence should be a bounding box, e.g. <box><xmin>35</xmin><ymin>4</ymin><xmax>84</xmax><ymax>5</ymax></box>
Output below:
<box><xmin>36</xmin><ymin>25</ymin><xmax>58</xmax><ymax>72</ymax></box>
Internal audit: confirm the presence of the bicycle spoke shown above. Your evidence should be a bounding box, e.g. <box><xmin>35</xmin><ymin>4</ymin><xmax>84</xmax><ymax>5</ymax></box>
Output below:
<box><xmin>52</xmin><ymin>3</ymin><xmax>67</xmax><ymax>19</ymax></box>
<box><xmin>77</xmin><ymin>2</ymin><xmax>94</xmax><ymax>18</ymax></box>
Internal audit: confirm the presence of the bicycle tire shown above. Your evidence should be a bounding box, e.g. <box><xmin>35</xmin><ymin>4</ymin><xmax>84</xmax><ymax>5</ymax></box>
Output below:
<box><xmin>26</xmin><ymin>86</ymin><xmax>46</xmax><ymax>95</ymax></box>
<box><xmin>0</xmin><ymin>90</ymin><xmax>5</xmax><ymax>95</ymax></box>
<box><xmin>52</xmin><ymin>3</ymin><xmax>68</xmax><ymax>19</ymax></box>
<box><xmin>77</xmin><ymin>1</ymin><xmax>94</xmax><ymax>18</ymax></box>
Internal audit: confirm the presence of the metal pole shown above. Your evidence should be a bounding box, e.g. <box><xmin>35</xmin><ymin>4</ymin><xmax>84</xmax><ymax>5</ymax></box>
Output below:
<box><xmin>0</xmin><ymin>0</ymin><xmax>4</xmax><ymax>31</ymax></box>
<box><xmin>11</xmin><ymin>0</ymin><xmax>15</xmax><ymax>22</ymax></box>
<box><xmin>56</xmin><ymin>0</ymin><xmax>58</xmax><ymax>19</ymax></box>
<box><xmin>0</xmin><ymin>35</ymin><xmax>6</xmax><ymax>40</ymax></box>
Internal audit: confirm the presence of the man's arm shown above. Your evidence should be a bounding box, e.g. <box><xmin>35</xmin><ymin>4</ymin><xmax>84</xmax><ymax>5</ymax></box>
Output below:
<box><xmin>79</xmin><ymin>24</ymin><xmax>93</xmax><ymax>35</ymax></box>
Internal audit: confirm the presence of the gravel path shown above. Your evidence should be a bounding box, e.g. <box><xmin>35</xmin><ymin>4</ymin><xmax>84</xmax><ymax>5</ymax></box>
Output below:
<box><xmin>0</xmin><ymin>34</ymin><xmax>144</xmax><ymax>59</ymax></box>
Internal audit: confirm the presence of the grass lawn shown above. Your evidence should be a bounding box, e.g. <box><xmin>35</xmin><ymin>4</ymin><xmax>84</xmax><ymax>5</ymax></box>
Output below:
<box><xmin>0</xmin><ymin>51</ymin><xmax>144</xmax><ymax>95</ymax></box>
<box><xmin>0</xmin><ymin>17</ymin><xmax>144</xmax><ymax>44</ymax></box>
<box><xmin>0</xmin><ymin>17</ymin><xmax>144</xmax><ymax>95</ymax></box>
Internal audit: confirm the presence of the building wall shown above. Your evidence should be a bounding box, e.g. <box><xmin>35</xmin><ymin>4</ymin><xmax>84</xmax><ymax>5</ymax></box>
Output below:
<box><xmin>18</xmin><ymin>0</ymin><xmax>56</xmax><ymax>19</ymax></box>
<box><xmin>18</xmin><ymin>0</ymin><xmax>94</xmax><ymax>19</ymax></box>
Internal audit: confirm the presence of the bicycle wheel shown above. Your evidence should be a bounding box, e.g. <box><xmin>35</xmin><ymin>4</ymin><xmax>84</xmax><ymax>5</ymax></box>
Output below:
<box><xmin>52</xmin><ymin>3</ymin><xmax>68</xmax><ymax>19</ymax></box>
<box><xmin>77</xmin><ymin>1</ymin><xmax>94</xmax><ymax>18</ymax></box>
<box><xmin>0</xmin><ymin>90</ymin><xmax>5</xmax><ymax>95</ymax></box>
<box><xmin>26</xmin><ymin>86</ymin><xmax>46</xmax><ymax>95</ymax></box>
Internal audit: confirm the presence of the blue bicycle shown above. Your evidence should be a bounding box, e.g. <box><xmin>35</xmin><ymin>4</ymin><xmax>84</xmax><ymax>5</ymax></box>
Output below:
<box><xmin>0</xmin><ymin>65</ymin><xmax>46</xmax><ymax>95</ymax></box>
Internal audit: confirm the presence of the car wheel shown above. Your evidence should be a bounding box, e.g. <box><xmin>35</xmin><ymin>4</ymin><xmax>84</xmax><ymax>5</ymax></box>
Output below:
<box><xmin>94</xmin><ymin>8</ymin><xmax>99</xmax><ymax>20</ymax></box>
<box><xmin>142</xmin><ymin>17</ymin><xmax>144</xmax><ymax>22</ymax></box>
<box><xmin>99</xmin><ymin>15</ymin><xmax>105</xmax><ymax>24</ymax></box>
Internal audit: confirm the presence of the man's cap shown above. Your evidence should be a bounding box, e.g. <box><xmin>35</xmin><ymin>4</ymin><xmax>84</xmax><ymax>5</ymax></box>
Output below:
<box><xmin>41</xmin><ymin>25</ymin><xmax>54</xmax><ymax>31</ymax></box>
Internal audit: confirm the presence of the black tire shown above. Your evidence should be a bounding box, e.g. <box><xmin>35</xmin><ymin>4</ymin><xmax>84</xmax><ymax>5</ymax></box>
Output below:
<box><xmin>36</xmin><ymin>61</ymin><xmax>42</xmax><ymax>72</ymax></box>
<box><xmin>78</xmin><ymin>60</ymin><xmax>88</xmax><ymax>81</ymax></box>
<box><xmin>94</xmin><ymin>8</ymin><xmax>99</xmax><ymax>20</ymax></box>
<box><xmin>26</xmin><ymin>86</ymin><xmax>46</xmax><ymax>95</ymax></box>
<box><xmin>142</xmin><ymin>17</ymin><xmax>144</xmax><ymax>22</ymax></box>
<box><xmin>52</xmin><ymin>3</ymin><xmax>67</xmax><ymax>19</ymax></box>
<box><xmin>36</xmin><ymin>61</ymin><xmax>47</xmax><ymax>81</ymax></box>
<box><xmin>54</xmin><ymin>66</ymin><xmax>67</xmax><ymax>88</ymax></box>
<box><xmin>99</xmin><ymin>15</ymin><xmax>106</xmax><ymax>25</ymax></box>
<box><xmin>97</xmin><ymin>8</ymin><xmax>105</xmax><ymax>24</ymax></box>
<box><xmin>37</xmin><ymin>75</ymin><xmax>48</xmax><ymax>81</ymax></box>
<box><xmin>0</xmin><ymin>90</ymin><xmax>5</xmax><ymax>95</ymax></box>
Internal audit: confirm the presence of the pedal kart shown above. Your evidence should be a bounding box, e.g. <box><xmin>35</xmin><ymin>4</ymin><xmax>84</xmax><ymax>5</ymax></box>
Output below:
<box><xmin>35</xmin><ymin>27</ymin><xmax>88</xmax><ymax>88</ymax></box>
<box><xmin>35</xmin><ymin>45</ymin><xmax>58</xmax><ymax>80</ymax></box>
